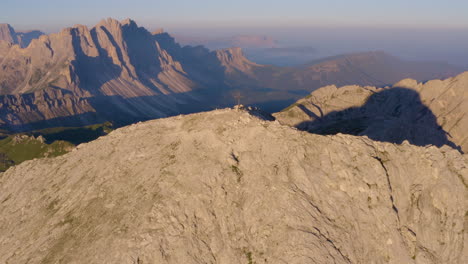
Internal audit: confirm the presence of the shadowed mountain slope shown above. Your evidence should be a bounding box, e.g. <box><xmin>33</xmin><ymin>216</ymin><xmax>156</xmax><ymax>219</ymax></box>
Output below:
<box><xmin>0</xmin><ymin>108</ymin><xmax>467</xmax><ymax>263</ymax></box>
<box><xmin>275</xmin><ymin>72</ymin><xmax>468</xmax><ymax>153</ymax></box>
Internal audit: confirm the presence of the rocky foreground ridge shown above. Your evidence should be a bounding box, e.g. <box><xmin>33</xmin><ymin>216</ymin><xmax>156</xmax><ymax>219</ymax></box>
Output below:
<box><xmin>275</xmin><ymin>71</ymin><xmax>468</xmax><ymax>153</ymax></box>
<box><xmin>0</xmin><ymin>108</ymin><xmax>466</xmax><ymax>263</ymax></box>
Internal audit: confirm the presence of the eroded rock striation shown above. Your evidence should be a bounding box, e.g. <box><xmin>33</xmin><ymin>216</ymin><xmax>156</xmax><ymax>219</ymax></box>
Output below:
<box><xmin>0</xmin><ymin>109</ymin><xmax>466</xmax><ymax>263</ymax></box>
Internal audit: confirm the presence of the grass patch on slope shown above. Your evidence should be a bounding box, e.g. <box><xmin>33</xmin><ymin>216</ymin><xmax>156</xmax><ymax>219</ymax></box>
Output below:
<box><xmin>0</xmin><ymin>136</ymin><xmax>72</xmax><ymax>172</ymax></box>
<box><xmin>0</xmin><ymin>122</ymin><xmax>113</xmax><ymax>172</ymax></box>
<box><xmin>280</xmin><ymin>103</ymin><xmax>298</xmax><ymax>112</ymax></box>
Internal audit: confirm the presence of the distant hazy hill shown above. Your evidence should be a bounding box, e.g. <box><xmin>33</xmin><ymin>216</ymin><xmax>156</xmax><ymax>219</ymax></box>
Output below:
<box><xmin>175</xmin><ymin>34</ymin><xmax>278</xmax><ymax>50</ymax></box>
<box><xmin>174</xmin><ymin>34</ymin><xmax>323</xmax><ymax>66</ymax></box>
<box><xmin>218</xmin><ymin>50</ymin><xmax>464</xmax><ymax>111</ymax></box>
<box><xmin>0</xmin><ymin>19</ymin><xmax>464</xmax><ymax>131</ymax></box>
<box><xmin>299</xmin><ymin>51</ymin><xmax>461</xmax><ymax>87</ymax></box>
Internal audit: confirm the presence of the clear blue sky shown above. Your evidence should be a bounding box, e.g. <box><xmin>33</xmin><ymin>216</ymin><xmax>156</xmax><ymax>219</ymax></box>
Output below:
<box><xmin>2</xmin><ymin>0</ymin><xmax>468</xmax><ymax>32</ymax></box>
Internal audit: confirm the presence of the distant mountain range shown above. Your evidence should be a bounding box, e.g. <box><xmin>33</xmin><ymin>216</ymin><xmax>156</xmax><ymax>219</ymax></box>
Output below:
<box><xmin>173</xmin><ymin>34</ymin><xmax>314</xmax><ymax>66</ymax></box>
<box><xmin>174</xmin><ymin>34</ymin><xmax>278</xmax><ymax>50</ymax></box>
<box><xmin>0</xmin><ymin>18</ymin><xmax>465</xmax><ymax>132</ymax></box>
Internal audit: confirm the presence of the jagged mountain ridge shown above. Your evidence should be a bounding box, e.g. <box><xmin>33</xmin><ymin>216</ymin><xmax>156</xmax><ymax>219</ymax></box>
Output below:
<box><xmin>274</xmin><ymin>71</ymin><xmax>468</xmax><ymax>153</ymax></box>
<box><xmin>0</xmin><ymin>19</ymin><xmax>465</xmax><ymax>131</ymax></box>
<box><xmin>0</xmin><ymin>18</ymin><xmax>230</xmax><ymax>131</ymax></box>
<box><xmin>0</xmin><ymin>108</ymin><xmax>466</xmax><ymax>263</ymax></box>
<box><xmin>0</xmin><ymin>18</ymin><xmax>198</xmax><ymax>97</ymax></box>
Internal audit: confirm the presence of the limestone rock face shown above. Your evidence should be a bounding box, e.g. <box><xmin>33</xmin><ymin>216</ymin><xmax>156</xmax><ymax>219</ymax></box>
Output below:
<box><xmin>274</xmin><ymin>72</ymin><xmax>468</xmax><ymax>153</ymax></box>
<box><xmin>0</xmin><ymin>109</ymin><xmax>466</xmax><ymax>263</ymax></box>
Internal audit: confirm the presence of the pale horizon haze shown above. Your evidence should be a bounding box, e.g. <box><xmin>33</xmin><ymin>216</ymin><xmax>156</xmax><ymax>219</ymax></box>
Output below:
<box><xmin>2</xmin><ymin>0</ymin><xmax>468</xmax><ymax>67</ymax></box>
<box><xmin>3</xmin><ymin>0</ymin><xmax>468</xmax><ymax>31</ymax></box>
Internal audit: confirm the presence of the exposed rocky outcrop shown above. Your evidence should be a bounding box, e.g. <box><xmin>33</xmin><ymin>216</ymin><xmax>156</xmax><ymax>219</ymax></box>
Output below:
<box><xmin>274</xmin><ymin>72</ymin><xmax>468</xmax><ymax>153</ymax></box>
<box><xmin>0</xmin><ymin>109</ymin><xmax>466</xmax><ymax>263</ymax></box>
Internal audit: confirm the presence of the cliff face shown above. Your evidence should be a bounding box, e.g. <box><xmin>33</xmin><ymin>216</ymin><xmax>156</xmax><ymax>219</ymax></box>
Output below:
<box><xmin>274</xmin><ymin>72</ymin><xmax>468</xmax><ymax>153</ymax></box>
<box><xmin>0</xmin><ymin>109</ymin><xmax>466</xmax><ymax>263</ymax></box>
<box><xmin>0</xmin><ymin>19</ymin><xmax>275</xmax><ymax>131</ymax></box>
<box><xmin>0</xmin><ymin>19</ymin><xmax>227</xmax><ymax>130</ymax></box>
<box><xmin>0</xmin><ymin>24</ymin><xmax>18</xmax><ymax>45</ymax></box>
<box><xmin>0</xmin><ymin>18</ymin><xmax>196</xmax><ymax>97</ymax></box>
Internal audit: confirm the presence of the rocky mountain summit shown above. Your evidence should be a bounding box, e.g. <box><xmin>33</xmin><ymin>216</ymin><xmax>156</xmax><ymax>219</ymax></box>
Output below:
<box><xmin>0</xmin><ymin>108</ymin><xmax>466</xmax><ymax>263</ymax></box>
<box><xmin>275</xmin><ymin>71</ymin><xmax>468</xmax><ymax>153</ymax></box>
